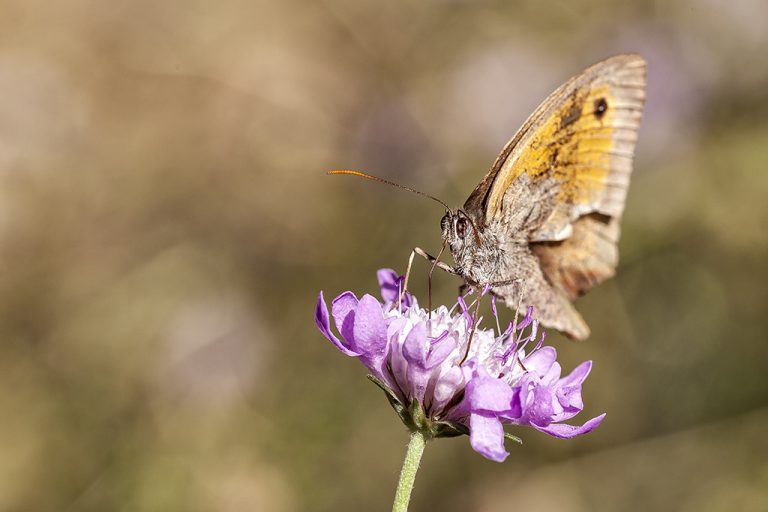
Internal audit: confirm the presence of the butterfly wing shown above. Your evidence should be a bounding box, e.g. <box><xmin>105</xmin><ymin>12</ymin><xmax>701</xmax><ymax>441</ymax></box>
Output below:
<box><xmin>464</xmin><ymin>54</ymin><xmax>646</xmax><ymax>339</ymax></box>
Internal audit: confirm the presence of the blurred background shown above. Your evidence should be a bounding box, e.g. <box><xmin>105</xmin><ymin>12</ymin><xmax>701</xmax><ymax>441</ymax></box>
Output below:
<box><xmin>1</xmin><ymin>0</ymin><xmax>767</xmax><ymax>510</ymax></box>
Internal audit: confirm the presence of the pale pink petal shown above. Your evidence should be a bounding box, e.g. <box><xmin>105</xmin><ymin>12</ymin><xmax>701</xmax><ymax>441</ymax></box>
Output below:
<box><xmin>467</xmin><ymin>376</ymin><xmax>515</xmax><ymax>413</ymax></box>
<box><xmin>470</xmin><ymin>414</ymin><xmax>508</xmax><ymax>462</ymax></box>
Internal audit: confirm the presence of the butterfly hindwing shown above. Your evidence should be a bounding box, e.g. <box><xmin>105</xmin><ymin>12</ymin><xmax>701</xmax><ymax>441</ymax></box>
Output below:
<box><xmin>531</xmin><ymin>213</ymin><xmax>620</xmax><ymax>300</ymax></box>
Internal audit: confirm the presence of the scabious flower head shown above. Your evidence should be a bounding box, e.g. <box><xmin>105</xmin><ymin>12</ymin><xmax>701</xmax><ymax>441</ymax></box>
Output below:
<box><xmin>315</xmin><ymin>269</ymin><xmax>605</xmax><ymax>462</ymax></box>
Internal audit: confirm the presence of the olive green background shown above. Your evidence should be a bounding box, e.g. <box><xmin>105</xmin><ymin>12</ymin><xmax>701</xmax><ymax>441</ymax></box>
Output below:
<box><xmin>1</xmin><ymin>0</ymin><xmax>767</xmax><ymax>510</ymax></box>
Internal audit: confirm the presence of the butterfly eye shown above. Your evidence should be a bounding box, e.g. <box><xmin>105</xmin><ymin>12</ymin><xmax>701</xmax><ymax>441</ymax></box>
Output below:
<box><xmin>456</xmin><ymin>217</ymin><xmax>469</xmax><ymax>238</ymax></box>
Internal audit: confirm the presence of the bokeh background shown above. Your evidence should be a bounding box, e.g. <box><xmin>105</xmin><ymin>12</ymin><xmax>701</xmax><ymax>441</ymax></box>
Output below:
<box><xmin>1</xmin><ymin>0</ymin><xmax>767</xmax><ymax>510</ymax></box>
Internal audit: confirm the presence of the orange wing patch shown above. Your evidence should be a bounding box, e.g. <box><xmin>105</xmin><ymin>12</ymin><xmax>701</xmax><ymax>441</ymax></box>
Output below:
<box><xmin>535</xmin><ymin>85</ymin><xmax>617</xmax><ymax>205</ymax></box>
<box><xmin>485</xmin><ymin>84</ymin><xmax>629</xmax><ymax>221</ymax></box>
<box><xmin>483</xmin><ymin>56</ymin><xmax>644</xmax><ymax>243</ymax></box>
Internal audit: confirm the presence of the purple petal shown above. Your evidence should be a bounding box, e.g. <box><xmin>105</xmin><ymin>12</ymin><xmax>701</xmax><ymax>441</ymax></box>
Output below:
<box><xmin>402</xmin><ymin>322</ymin><xmax>431</xmax><ymax>402</ymax></box>
<box><xmin>517</xmin><ymin>375</ymin><xmax>556</xmax><ymax>425</ymax></box>
<box><xmin>523</xmin><ymin>346</ymin><xmax>557</xmax><ymax>377</ymax></box>
<box><xmin>315</xmin><ymin>292</ymin><xmax>360</xmax><ymax>357</ymax></box>
<box><xmin>533</xmin><ymin>413</ymin><xmax>606</xmax><ymax>439</ymax></box>
<box><xmin>559</xmin><ymin>360</ymin><xmax>592</xmax><ymax>387</ymax></box>
<box><xmin>387</xmin><ymin>316</ymin><xmax>408</xmax><ymax>341</ymax></box>
<box><xmin>491</xmin><ymin>294</ymin><xmax>498</xmax><ymax>320</ymax></box>
<box><xmin>467</xmin><ymin>376</ymin><xmax>515</xmax><ymax>413</ymax></box>
<box><xmin>470</xmin><ymin>414</ymin><xmax>509</xmax><ymax>462</ymax></box>
<box><xmin>332</xmin><ymin>291</ymin><xmax>358</xmax><ymax>341</ymax></box>
<box><xmin>425</xmin><ymin>333</ymin><xmax>455</xmax><ymax>369</ymax></box>
<box><xmin>461</xmin><ymin>359</ymin><xmax>477</xmax><ymax>384</ymax></box>
<box><xmin>402</xmin><ymin>321</ymin><xmax>428</xmax><ymax>366</ymax></box>
<box><xmin>554</xmin><ymin>391</ymin><xmax>584</xmax><ymax>422</ymax></box>
<box><xmin>377</xmin><ymin>268</ymin><xmax>400</xmax><ymax>303</ymax></box>
<box><xmin>554</xmin><ymin>361</ymin><xmax>591</xmax><ymax>419</ymax></box>
<box><xmin>377</xmin><ymin>268</ymin><xmax>412</xmax><ymax>308</ymax></box>
<box><xmin>542</xmin><ymin>361</ymin><xmax>562</xmax><ymax>386</ymax></box>
<box><xmin>351</xmin><ymin>294</ymin><xmax>388</xmax><ymax>358</ymax></box>
<box><xmin>389</xmin><ymin>326</ymin><xmax>409</xmax><ymax>397</ymax></box>
<box><xmin>507</xmin><ymin>387</ymin><xmax>522</xmax><ymax>419</ymax></box>
<box><xmin>432</xmin><ymin>366</ymin><xmax>464</xmax><ymax>410</ymax></box>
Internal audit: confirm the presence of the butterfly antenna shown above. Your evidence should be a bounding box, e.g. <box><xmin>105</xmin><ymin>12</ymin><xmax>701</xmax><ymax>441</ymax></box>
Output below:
<box><xmin>328</xmin><ymin>170</ymin><xmax>451</xmax><ymax>212</ymax></box>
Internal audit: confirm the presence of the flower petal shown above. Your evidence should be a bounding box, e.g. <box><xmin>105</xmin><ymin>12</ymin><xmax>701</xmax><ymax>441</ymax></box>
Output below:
<box><xmin>315</xmin><ymin>292</ymin><xmax>360</xmax><ymax>357</ymax></box>
<box><xmin>377</xmin><ymin>268</ymin><xmax>400</xmax><ymax>303</ymax></box>
<box><xmin>517</xmin><ymin>375</ymin><xmax>556</xmax><ymax>425</ymax></box>
<box><xmin>470</xmin><ymin>413</ymin><xmax>509</xmax><ymax>462</ymax></box>
<box><xmin>332</xmin><ymin>291</ymin><xmax>358</xmax><ymax>341</ymax></box>
<box><xmin>432</xmin><ymin>366</ymin><xmax>464</xmax><ymax>407</ymax></box>
<box><xmin>402</xmin><ymin>321</ymin><xmax>428</xmax><ymax>366</ymax></box>
<box><xmin>351</xmin><ymin>294</ymin><xmax>388</xmax><ymax>358</ymax></box>
<box><xmin>559</xmin><ymin>360</ymin><xmax>592</xmax><ymax>388</ymax></box>
<box><xmin>523</xmin><ymin>346</ymin><xmax>557</xmax><ymax>377</ymax></box>
<box><xmin>542</xmin><ymin>361</ymin><xmax>562</xmax><ymax>386</ymax></box>
<box><xmin>425</xmin><ymin>332</ymin><xmax>455</xmax><ymax>369</ymax></box>
<box><xmin>553</xmin><ymin>361</ymin><xmax>591</xmax><ymax>420</ymax></box>
<box><xmin>533</xmin><ymin>413</ymin><xmax>606</xmax><ymax>439</ymax></box>
<box><xmin>467</xmin><ymin>376</ymin><xmax>515</xmax><ymax>413</ymax></box>
<box><xmin>377</xmin><ymin>268</ymin><xmax>412</xmax><ymax>308</ymax></box>
<box><xmin>507</xmin><ymin>387</ymin><xmax>522</xmax><ymax>419</ymax></box>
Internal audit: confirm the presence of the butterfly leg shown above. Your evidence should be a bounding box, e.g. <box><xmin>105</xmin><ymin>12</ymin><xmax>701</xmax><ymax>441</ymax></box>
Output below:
<box><xmin>488</xmin><ymin>277</ymin><xmax>522</xmax><ymax>288</ymax></box>
<box><xmin>401</xmin><ymin>246</ymin><xmax>458</xmax><ymax>316</ymax></box>
<box><xmin>399</xmin><ymin>249</ymin><xmax>419</xmax><ymax>308</ymax></box>
<box><xmin>413</xmin><ymin>247</ymin><xmax>459</xmax><ymax>275</ymax></box>
<box><xmin>415</xmin><ymin>246</ymin><xmax>452</xmax><ymax>314</ymax></box>
<box><xmin>402</xmin><ymin>246</ymin><xmax>458</xmax><ymax>293</ymax></box>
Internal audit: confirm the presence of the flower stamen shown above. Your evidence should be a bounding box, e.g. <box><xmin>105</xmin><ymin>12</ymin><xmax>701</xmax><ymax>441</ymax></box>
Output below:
<box><xmin>459</xmin><ymin>290</ymin><xmax>484</xmax><ymax>365</ymax></box>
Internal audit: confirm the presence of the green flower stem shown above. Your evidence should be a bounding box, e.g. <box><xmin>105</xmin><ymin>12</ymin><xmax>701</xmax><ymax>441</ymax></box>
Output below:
<box><xmin>392</xmin><ymin>431</ymin><xmax>427</xmax><ymax>512</ymax></box>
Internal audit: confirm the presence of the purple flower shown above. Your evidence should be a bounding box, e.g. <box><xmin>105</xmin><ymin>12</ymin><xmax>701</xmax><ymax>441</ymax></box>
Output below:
<box><xmin>315</xmin><ymin>269</ymin><xmax>605</xmax><ymax>462</ymax></box>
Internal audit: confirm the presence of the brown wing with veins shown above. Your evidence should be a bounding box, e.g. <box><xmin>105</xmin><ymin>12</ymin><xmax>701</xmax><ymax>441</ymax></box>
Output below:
<box><xmin>464</xmin><ymin>54</ymin><xmax>646</xmax><ymax>339</ymax></box>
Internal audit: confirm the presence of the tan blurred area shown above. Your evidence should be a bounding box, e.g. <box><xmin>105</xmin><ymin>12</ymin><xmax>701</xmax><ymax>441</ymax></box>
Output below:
<box><xmin>0</xmin><ymin>0</ymin><xmax>767</xmax><ymax>511</ymax></box>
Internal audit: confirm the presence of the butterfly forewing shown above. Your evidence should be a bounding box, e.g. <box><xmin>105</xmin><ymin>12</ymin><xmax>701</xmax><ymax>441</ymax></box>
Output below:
<box><xmin>473</xmin><ymin>54</ymin><xmax>645</xmax><ymax>234</ymax></box>
<box><xmin>460</xmin><ymin>54</ymin><xmax>647</xmax><ymax>340</ymax></box>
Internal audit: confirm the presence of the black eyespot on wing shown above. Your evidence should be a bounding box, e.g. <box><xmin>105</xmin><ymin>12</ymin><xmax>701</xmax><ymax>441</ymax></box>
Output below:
<box><xmin>594</xmin><ymin>97</ymin><xmax>608</xmax><ymax>119</ymax></box>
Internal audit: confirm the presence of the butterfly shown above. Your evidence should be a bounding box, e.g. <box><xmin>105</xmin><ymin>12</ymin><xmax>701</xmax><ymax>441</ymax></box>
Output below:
<box><xmin>333</xmin><ymin>54</ymin><xmax>646</xmax><ymax>340</ymax></box>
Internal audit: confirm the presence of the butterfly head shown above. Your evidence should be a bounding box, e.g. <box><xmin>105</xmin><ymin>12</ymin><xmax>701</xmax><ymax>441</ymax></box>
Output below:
<box><xmin>441</xmin><ymin>209</ymin><xmax>482</xmax><ymax>255</ymax></box>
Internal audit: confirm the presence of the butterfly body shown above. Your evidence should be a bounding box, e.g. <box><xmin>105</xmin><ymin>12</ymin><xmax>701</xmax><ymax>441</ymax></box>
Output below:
<box><xmin>441</xmin><ymin>54</ymin><xmax>647</xmax><ymax>341</ymax></box>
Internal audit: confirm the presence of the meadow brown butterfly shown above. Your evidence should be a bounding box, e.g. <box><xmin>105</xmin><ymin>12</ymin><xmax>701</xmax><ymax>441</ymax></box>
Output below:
<box><xmin>332</xmin><ymin>54</ymin><xmax>646</xmax><ymax>341</ymax></box>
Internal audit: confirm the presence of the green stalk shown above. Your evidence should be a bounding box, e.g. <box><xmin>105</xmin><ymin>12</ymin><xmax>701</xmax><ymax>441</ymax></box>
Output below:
<box><xmin>392</xmin><ymin>431</ymin><xmax>427</xmax><ymax>512</ymax></box>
